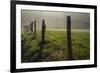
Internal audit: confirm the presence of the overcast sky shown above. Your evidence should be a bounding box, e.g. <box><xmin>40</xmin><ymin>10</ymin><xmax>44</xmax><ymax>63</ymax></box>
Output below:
<box><xmin>21</xmin><ymin>10</ymin><xmax>90</xmax><ymax>30</ymax></box>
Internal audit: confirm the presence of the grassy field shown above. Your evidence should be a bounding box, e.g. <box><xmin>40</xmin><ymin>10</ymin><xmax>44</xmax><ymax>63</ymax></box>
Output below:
<box><xmin>21</xmin><ymin>30</ymin><xmax>90</xmax><ymax>63</ymax></box>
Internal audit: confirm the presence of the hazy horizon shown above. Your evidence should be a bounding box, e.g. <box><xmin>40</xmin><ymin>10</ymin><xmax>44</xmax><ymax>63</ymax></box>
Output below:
<box><xmin>21</xmin><ymin>10</ymin><xmax>90</xmax><ymax>30</ymax></box>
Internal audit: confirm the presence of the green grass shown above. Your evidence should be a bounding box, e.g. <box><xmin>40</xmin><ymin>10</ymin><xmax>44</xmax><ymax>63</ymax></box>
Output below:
<box><xmin>21</xmin><ymin>30</ymin><xmax>90</xmax><ymax>62</ymax></box>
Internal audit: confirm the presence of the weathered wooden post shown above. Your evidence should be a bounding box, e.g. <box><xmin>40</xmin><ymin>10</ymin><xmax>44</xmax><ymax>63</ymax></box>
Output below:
<box><xmin>29</xmin><ymin>23</ymin><xmax>31</xmax><ymax>32</ymax></box>
<box><xmin>37</xmin><ymin>19</ymin><xmax>46</xmax><ymax>61</ymax></box>
<box><xmin>67</xmin><ymin>16</ymin><xmax>73</xmax><ymax>60</ymax></box>
<box><xmin>28</xmin><ymin>23</ymin><xmax>30</xmax><ymax>32</ymax></box>
<box><xmin>34</xmin><ymin>20</ymin><xmax>36</xmax><ymax>38</ymax></box>
<box><xmin>41</xmin><ymin>20</ymin><xmax>46</xmax><ymax>45</ymax></box>
<box><xmin>29</xmin><ymin>21</ymin><xmax>33</xmax><ymax>32</ymax></box>
<box><xmin>28</xmin><ymin>24</ymin><xmax>30</xmax><ymax>32</ymax></box>
<box><xmin>24</xmin><ymin>25</ymin><xmax>28</xmax><ymax>32</ymax></box>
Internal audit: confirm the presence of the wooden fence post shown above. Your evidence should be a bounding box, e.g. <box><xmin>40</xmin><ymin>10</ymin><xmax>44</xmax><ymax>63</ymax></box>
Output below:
<box><xmin>34</xmin><ymin>20</ymin><xmax>36</xmax><ymax>38</ymax></box>
<box><xmin>37</xmin><ymin>19</ymin><xmax>46</xmax><ymax>61</ymax></box>
<box><xmin>41</xmin><ymin>20</ymin><xmax>46</xmax><ymax>44</ymax></box>
<box><xmin>30</xmin><ymin>21</ymin><xmax>33</xmax><ymax>32</ymax></box>
<box><xmin>67</xmin><ymin>16</ymin><xmax>73</xmax><ymax>60</ymax></box>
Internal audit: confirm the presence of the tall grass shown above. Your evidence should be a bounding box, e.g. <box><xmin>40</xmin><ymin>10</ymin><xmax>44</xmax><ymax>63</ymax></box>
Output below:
<box><xmin>21</xmin><ymin>30</ymin><xmax>90</xmax><ymax>62</ymax></box>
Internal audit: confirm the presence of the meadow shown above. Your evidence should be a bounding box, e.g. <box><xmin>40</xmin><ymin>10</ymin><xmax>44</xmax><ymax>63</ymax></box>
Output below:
<box><xmin>21</xmin><ymin>30</ymin><xmax>90</xmax><ymax>62</ymax></box>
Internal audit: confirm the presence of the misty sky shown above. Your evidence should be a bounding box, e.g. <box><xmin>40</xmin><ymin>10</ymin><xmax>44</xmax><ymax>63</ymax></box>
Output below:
<box><xmin>21</xmin><ymin>10</ymin><xmax>90</xmax><ymax>30</ymax></box>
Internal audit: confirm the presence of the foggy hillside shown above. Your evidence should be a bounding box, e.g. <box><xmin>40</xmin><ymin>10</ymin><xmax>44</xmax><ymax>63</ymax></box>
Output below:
<box><xmin>21</xmin><ymin>10</ymin><xmax>90</xmax><ymax>30</ymax></box>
